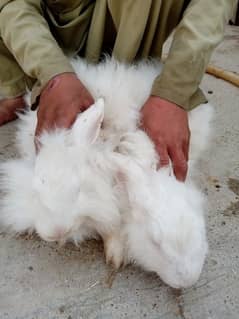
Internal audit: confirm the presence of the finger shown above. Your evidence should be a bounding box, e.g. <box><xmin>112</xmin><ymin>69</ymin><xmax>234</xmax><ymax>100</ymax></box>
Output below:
<box><xmin>35</xmin><ymin>105</ymin><xmax>51</xmax><ymax>137</ymax></box>
<box><xmin>35</xmin><ymin>116</ymin><xmax>51</xmax><ymax>137</ymax></box>
<box><xmin>184</xmin><ymin>129</ymin><xmax>191</xmax><ymax>162</ymax></box>
<box><xmin>35</xmin><ymin>120</ymin><xmax>43</xmax><ymax>138</ymax></box>
<box><xmin>156</xmin><ymin>143</ymin><xmax>170</xmax><ymax>169</ymax></box>
<box><xmin>35</xmin><ymin>108</ymin><xmax>73</xmax><ymax>137</ymax></box>
<box><xmin>34</xmin><ymin>118</ymin><xmax>47</xmax><ymax>153</ymax></box>
<box><xmin>54</xmin><ymin>113</ymin><xmax>76</xmax><ymax>129</ymax></box>
<box><xmin>169</xmin><ymin>146</ymin><xmax>188</xmax><ymax>182</ymax></box>
<box><xmin>183</xmin><ymin>139</ymin><xmax>190</xmax><ymax>162</ymax></box>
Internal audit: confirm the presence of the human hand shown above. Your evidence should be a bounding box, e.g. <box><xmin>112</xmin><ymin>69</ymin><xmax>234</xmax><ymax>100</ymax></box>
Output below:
<box><xmin>35</xmin><ymin>73</ymin><xmax>94</xmax><ymax>138</ymax></box>
<box><xmin>141</xmin><ymin>96</ymin><xmax>190</xmax><ymax>181</ymax></box>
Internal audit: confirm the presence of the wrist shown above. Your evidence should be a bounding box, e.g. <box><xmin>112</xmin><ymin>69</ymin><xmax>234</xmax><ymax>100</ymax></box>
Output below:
<box><xmin>149</xmin><ymin>95</ymin><xmax>184</xmax><ymax>111</ymax></box>
<box><xmin>45</xmin><ymin>72</ymin><xmax>77</xmax><ymax>91</ymax></box>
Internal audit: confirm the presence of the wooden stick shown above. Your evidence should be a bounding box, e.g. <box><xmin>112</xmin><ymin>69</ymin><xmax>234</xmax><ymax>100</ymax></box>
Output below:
<box><xmin>205</xmin><ymin>65</ymin><xmax>239</xmax><ymax>87</ymax></box>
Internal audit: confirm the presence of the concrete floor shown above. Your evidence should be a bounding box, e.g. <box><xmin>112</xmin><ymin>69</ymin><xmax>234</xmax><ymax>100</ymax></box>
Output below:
<box><xmin>0</xmin><ymin>26</ymin><xmax>239</xmax><ymax>319</ymax></box>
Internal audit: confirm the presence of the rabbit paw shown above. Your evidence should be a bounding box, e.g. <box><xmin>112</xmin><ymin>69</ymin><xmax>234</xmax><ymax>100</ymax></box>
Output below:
<box><xmin>103</xmin><ymin>234</ymin><xmax>125</xmax><ymax>269</ymax></box>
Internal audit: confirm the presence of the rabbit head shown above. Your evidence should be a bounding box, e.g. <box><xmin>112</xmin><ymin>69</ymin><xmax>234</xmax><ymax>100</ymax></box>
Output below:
<box><xmin>122</xmin><ymin>168</ymin><xmax>208</xmax><ymax>288</ymax></box>
<box><xmin>1</xmin><ymin>99</ymin><xmax>121</xmax><ymax>243</ymax></box>
<box><xmin>149</xmin><ymin>203</ymin><xmax>207</xmax><ymax>289</ymax></box>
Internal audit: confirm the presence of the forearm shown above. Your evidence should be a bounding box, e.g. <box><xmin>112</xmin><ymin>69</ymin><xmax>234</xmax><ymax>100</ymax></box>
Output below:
<box><xmin>0</xmin><ymin>0</ymin><xmax>74</xmax><ymax>90</ymax></box>
<box><xmin>151</xmin><ymin>0</ymin><xmax>236</xmax><ymax>110</ymax></box>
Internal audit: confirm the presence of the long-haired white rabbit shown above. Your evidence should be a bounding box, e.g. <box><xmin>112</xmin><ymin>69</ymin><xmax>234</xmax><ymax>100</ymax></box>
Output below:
<box><xmin>0</xmin><ymin>58</ymin><xmax>213</xmax><ymax>288</ymax></box>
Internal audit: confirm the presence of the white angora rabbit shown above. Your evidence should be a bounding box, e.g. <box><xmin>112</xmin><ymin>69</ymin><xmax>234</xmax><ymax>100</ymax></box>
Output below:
<box><xmin>0</xmin><ymin>58</ymin><xmax>213</xmax><ymax>288</ymax></box>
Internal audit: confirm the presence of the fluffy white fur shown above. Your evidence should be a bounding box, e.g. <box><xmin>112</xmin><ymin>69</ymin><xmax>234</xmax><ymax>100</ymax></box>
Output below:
<box><xmin>0</xmin><ymin>58</ymin><xmax>213</xmax><ymax>288</ymax></box>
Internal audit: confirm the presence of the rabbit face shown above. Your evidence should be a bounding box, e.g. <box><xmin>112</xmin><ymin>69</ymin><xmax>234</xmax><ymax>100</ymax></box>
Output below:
<box><xmin>149</xmin><ymin>212</ymin><xmax>208</xmax><ymax>288</ymax></box>
<box><xmin>125</xmin><ymin>171</ymin><xmax>208</xmax><ymax>289</ymax></box>
<box><xmin>31</xmin><ymin>99</ymin><xmax>119</xmax><ymax>242</ymax></box>
<box><xmin>32</xmin><ymin>144</ymin><xmax>86</xmax><ymax>242</ymax></box>
<box><xmin>128</xmin><ymin>209</ymin><xmax>207</xmax><ymax>288</ymax></box>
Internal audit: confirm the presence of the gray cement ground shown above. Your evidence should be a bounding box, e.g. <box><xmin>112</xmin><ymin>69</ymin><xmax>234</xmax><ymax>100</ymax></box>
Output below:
<box><xmin>0</xmin><ymin>26</ymin><xmax>239</xmax><ymax>319</ymax></box>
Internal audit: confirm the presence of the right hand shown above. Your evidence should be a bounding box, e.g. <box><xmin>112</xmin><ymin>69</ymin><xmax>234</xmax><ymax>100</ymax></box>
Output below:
<box><xmin>141</xmin><ymin>96</ymin><xmax>190</xmax><ymax>182</ymax></box>
<box><xmin>35</xmin><ymin>73</ymin><xmax>94</xmax><ymax>138</ymax></box>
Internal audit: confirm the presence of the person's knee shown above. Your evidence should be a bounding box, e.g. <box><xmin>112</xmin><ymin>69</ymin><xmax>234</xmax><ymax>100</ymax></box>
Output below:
<box><xmin>0</xmin><ymin>96</ymin><xmax>26</xmax><ymax>126</ymax></box>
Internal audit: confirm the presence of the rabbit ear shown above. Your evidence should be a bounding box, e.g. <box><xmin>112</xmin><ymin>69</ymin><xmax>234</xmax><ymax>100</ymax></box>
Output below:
<box><xmin>71</xmin><ymin>98</ymin><xmax>104</xmax><ymax>145</ymax></box>
<box><xmin>114</xmin><ymin>157</ymin><xmax>155</xmax><ymax>217</ymax></box>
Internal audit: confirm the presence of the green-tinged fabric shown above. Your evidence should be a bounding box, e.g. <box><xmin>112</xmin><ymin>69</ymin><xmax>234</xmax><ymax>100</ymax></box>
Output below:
<box><xmin>0</xmin><ymin>0</ymin><xmax>236</xmax><ymax>110</ymax></box>
<box><xmin>0</xmin><ymin>37</ymin><xmax>26</xmax><ymax>97</ymax></box>
<box><xmin>151</xmin><ymin>0</ymin><xmax>235</xmax><ymax>109</ymax></box>
<box><xmin>0</xmin><ymin>0</ymin><xmax>74</xmax><ymax>99</ymax></box>
<box><xmin>43</xmin><ymin>0</ymin><xmax>95</xmax><ymax>53</ymax></box>
<box><xmin>0</xmin><ymin>0</ymin><xmax>12</xmax><ymax>11</ymax></box>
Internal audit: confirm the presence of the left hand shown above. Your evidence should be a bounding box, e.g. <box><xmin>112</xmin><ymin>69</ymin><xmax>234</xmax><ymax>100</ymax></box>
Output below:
<box><xmin>35</xmin><ymin>73</ymin><xmax>94</xmax><ymax>138</ymax></box>
<box><xmin>141</xmin><ymin>96</ymin><xmax>190</xmax><ymax>181</ymax></box>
